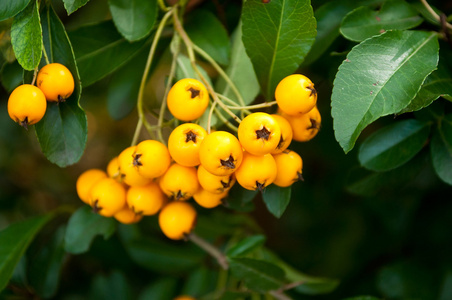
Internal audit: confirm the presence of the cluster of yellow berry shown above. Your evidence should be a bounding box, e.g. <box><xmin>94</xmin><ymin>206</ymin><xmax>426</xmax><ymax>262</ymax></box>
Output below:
<box><xmin>75</xmin><ymin>74</ymin><xmax>321</xmax><ymax>241</ymax></box>
<box><xmin>7</xmin><ymin>63</ymin><xmax>75</xmax><ymax>129</ymax></box>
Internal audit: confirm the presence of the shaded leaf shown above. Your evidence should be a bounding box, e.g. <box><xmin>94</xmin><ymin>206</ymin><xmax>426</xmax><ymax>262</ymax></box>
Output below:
<box><xmin>340</xmin><ymin>0</ymin><xmax>423</xmax><ymax>42</ymax></box>
<box><xmin>89</xmin><ymin>270</ymin><xmax>132</xmax><ymax>300</ymax></box>
<box><xmin>223</xmin><ymin>183</ymin><xmax>257</xmax><ymax>212</ymax></box>
<box><xmin>108</xmin><ymin>0</ymin><xmax>157</xmax><ymax>42</ymax></box>
<box><xmin>262</xmin><ymin>185</ymin><xmax>291</xmax><ymax>218</ymax></box>
<box><xmin>0</xmin><ymin>60</ymin><xmax>23</xmax><ymax>93</ymax></box>
<box><xmin>68</xmin><ymin>20</ymin><xmax>147</xmax><ymax>86</ymax></box>
<box><xmin>343</xmin><ymin>297</ymin><xmax>381</xmax><ymax>300</ymax></box>
<box><xmin>28</xmin><ymin>226</ymin><xmax>66</xmax><ymax>298</ymax></box>
<box><xmin>0</xmin><ymin>0</ymin><xmax>31</xmax><ymax>21</ymax></box>
<box><xmin>241</xmin><ymin>0</ymin><xmax>316</xmax><ymax>98</ymax></box>
<box><xmin>63</xmin><ymin>0</ymin><xmax>90</xmax><ymax>15</ymax></box>
<box><xmin>229</xmin><ymin>257</ymin><xmax>286</xmax><ymax>292</ymax></box>
<box><xmin>358</xmin><ymin>119</ymin><xmax>431</xmax><ymax>171</ymax></box>
<box><xmin>331</xmin><ymin>30</ymin><xmax>439</xmax><ymax>153</ymax></box>
<box><xmin>261</xmin><ymin>248</ymin><xmax>340</xmax><ymax>295</ymax></box>
<box><xmin>34</xmin><ymin>4</ymin><xmax>87</xmax><ymax>167</ymax></box>
<box><xmin>10</xmin><ymin>0</ymin><xmax>41</xmax><ymax>70</ymax></box>
<box><xmin>431</xmin><ymin>115</ymin><xmax>452</xmax><ymax>185</ymax></box>
<box><xmin>0</xmin><ymin>213</ymin><xmax>54</xmax><ymax>291</ymax></box>
<box><xmin>138</xmin><ymin>278</ymin><xmax>177</xmax><ymax>300</ymax></box>
<box><xmin>226</xmin><ymin>234</ymin><xmax>266</xmax><ymax>257</ymax></box>
<box><xmin>64</xmin><ymin>206</ymin><xmax>117</xmax><ymax>254</ymax></box>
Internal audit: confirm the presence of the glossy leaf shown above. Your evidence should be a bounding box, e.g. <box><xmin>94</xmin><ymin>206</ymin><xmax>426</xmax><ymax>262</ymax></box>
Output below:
<box><xmin>358</xmin><ymin>119</ymin><xmax>431</xmax><ymax>171</ymax></box>
<box><xmin>62</xmin><ymin>0</ymin><xmax>90</xmax><ymax>15</ymax></box>
<box><xmin>227</xmin><ymin>235</ymin><xmax>266</xmax><ymax>258</ymax></box>
<box><xmin>431</xmin><ymin>115</ymin><xmax>452</xmax><ymax>185</ymax></box>
<box><xmin>0</xmin><ymin>0</ymin><xmax>31</xmax><ymax>21</ymax></box>
<box><xmin>241</xmin><ymin>0</ymin><xmax>316</xmax><ymax>98</ymax></box>
<box><xmin>331</xmin><ymin>30</ymin><xmax>439</xmax><ymax>153</ymax></box>
<box><xmin>68</xmin><ymin>20</ymin><xmax>147</xmax><ymax>86</ymax></box>
<box><xmin>401</xmin><ymin>68</ymin><xmax>452</xmax><ymax>113</ymax></box>
<box><xmin>216</xmin><ymin>23</ymin><xmax>259</xmax><ymax>107</ymax></box>
<box><xmin>64</xmin><ymin>206</ymin><xmax>117</xmax><ymax>254</ymax></box>
<box><xmin>186</xmin><ymin>10</ymin><xmax>230</xmax><ymax>66</ymax></box>
<box><xmin>0</xmin><ymin>213</ymin><xmax>54</xmax><ymax>291</ymax></box>
<box><xmin>262</xmin><ymin>185</ymin><xmax>291</xmax><ymax>218</ymax></box>
<box><xmin>262</xmin><ymin>248</ymin><xmax>340</xmax><ymax>295</ymax></box>
<box><xmin>340</xmin><ymin>0</ymin><xmax>422</xmax><ymax>42</ymax></box>
<box><xmin>28</xmin><ymin>226</ymin><xmax>66</xmax><ymax>298</ymax></box>
<box><xmin>228</xmin><ymin>257</ymin><xmax>286</xmax><ymax>292</ymax></box>
<box><xmin>108</xmin><ymin>0</ymin><xmax>157</xmax><ymax>42</ymax></box>
<box><xmin>10</xmin><ymin>0</ymin><xmax>41</xmax><ymax>70</ymax></box>
<box><xmin>34</xmin><ymin>5</ymin><xmax>87</xmax><ymax>167</ymax></box>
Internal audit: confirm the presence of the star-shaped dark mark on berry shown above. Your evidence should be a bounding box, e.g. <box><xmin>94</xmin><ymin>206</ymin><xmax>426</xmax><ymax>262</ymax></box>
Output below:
<box><xmin>256</xmin><ymin>126</ymin><xmax>271</xmax><ymax>140</ymax></box>
<box><xmin>185</xmin><ymin>130</ymin><xmax>197</xmax><ymax>143</ymax></box>
<box><xmin>220</xmin><ymin>155</ymin><xmax>235</xmax><ymax>169</ymax></box>
<box><xmin>188</xmin><ymin>87</ymin><xmax>200</xmax><ymax>98</ymax></box>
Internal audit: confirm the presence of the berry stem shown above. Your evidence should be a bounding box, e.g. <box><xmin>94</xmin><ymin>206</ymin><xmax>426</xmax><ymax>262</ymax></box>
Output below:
<box><xmin>226</xmin><ymin>101</ymin><xmax>278</xmax><ymax>111</ymax></box>
<box><xmin>213</xmin><ymin>107</ymin><xmax>239</xmax><ymax>132</ymax></box>
<box><xmin>157</xmin><ymin>34</ymin><xmax>180</xmax><ymax>145</ymax></box>
<box><xmin>188</xmin><ymin>232</ymin><xmax>229</xmax><ymax>270</ymax></box>
<box><xmin>420</xmin><ymin>0</ymin><xmax>452</xmax><ymax>30</ymax></box>
<box><xmin>157</xmin><ymin>0</ymin><xmax>170</xmax><ymax>12</ymax></box>
<box><xmin>30</xmin><ymin>67</ymin><xmax>38</xmax><ymax>86</ymax></box>
<box><xmin>135</xmin><ymin>8</ymin><xmax>174</xmax><ymax>144</ymax></box>
<box><xmin>42</xmin><ymin>44</ymin><xmax>50</xmax><ymax>65</ymax></box>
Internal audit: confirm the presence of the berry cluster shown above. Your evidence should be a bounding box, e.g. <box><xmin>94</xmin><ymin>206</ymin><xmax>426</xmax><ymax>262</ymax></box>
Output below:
<box><xmin>7</xmin><ymin>63</ymin><xmax>74</xmax><ymax>129</ymax></box>
<box><xmin>76</xmin><ymin>74</ymin><xmax>321</xmax><ymax>241</ymax></box>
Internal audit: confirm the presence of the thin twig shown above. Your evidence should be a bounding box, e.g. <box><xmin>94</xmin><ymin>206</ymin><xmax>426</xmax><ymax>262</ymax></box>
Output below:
<box><xmin>420</xmin><ymin>0</ymin><xmax>452</xmax><ymax>30</ymax></box>
<box><xmin>188</xmin><ymin>233</ymin><xmax>229</xmax><ymax>270</ymax></box>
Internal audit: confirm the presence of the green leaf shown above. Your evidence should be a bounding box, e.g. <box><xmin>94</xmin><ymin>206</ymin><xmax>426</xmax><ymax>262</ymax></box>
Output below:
<box><xmin>261</xmin><ymin>248</ymin><xmax>340</xmax><ymax>295</ymax></box>
<box><xmin>262</xmin><ymin>185</ymin><xmax>291</xmax><ymax>218</ymax></box>
<box><xmin>226</xmin><ymin>234</ymin><xmax>266</xmax><ymax>257</ymax></box>
<box><xmin>0</xmin><ymin>60</ymin><xmax>23</xmax><ymax>93</ymax></box>
<box><xmin>228</xmin><ymin>257</ymin><xmax>286</xmax><ymax>292</ymax></box>
<box><xmin>241</xmin><ymin>0</ymin><xmax>316</xmax><ymax>98</ymax></box>
<box><xmin>64</xmin><ymin>206</ymin><xmax>117</xmax><ymax>254</ymax></box>
<box><xmin>358</xmin><ymin>119</ymin><xmax>431</xmax><ymax>171</ymax></box>
<box><xmin>89</xmin><ymin>270</ymin><xmax>132</xmax><ymax>300</ymax></box>
<box><xmin>185</xmin><ymin>10</ymin><xmax>230</xmax><ymax>66</ymax></box>
<box><xmin>223</xmin><ymin>184</ymin><xmax>257</xmax><ymax>212</ymax></box>
<box><xmin>401</xmin><ymin>67</ymin><xmax>452</xmax><ymax>113</ymax></box>
<box><xmin>28</xmin><ymin>226</ymin><xmax>66</xmax><ymax>298</ymax></box>
<box><xmin>343</xmin><ymin>297</ymin><xmax>381</xmax><ymax>300</ymax></box>
<box><xmin>34</xmin><ymin>4</ymin><xmax>87</xmax><ymax>167</ymax></box>
<box><xmin>118</xmin><ymin>225</ymin><xmax>205</xmax><ymax>274</ymax></box>
<box><xmin>431</xmin><ymin>115</ymin><xmax>452</xmax><ymax>185</ymax></box>
<box><xmin>68</xmin><ymin>20</ymin><xmax>147</xmax><ymax>86</ymax></box>
<box><xmin>0</xmin><ymin>213</ymin><xmax>54</xmax><ymax>292</ymax></box>
<box><xmin>216</xmin><ymin>22</ymin><xmax>259</xmax><ymax>107</ymax></box>
<box><xmin>0</xmin><ymin>0</ymin><xmax>31</xmax><ymax>21</ymax></box>
<box><xmin>10</xmin><ymin>0</ymin><xmax>42</xmax><ymax>71</ymax></box>
<box><xmin>340</xmin><ymin>0</ymin><xmax>423</xmax><ymax>42</ymax></box>
<box><xmin>181</xmin><ymin>267</ymin><xmax>217</xmax><ymax>297</ymax></box>
<box><xmin>107</xmin><ymin>48</ymin><xmax>147</xmax><ymax>120</ymax></box>
<box><xmin>331</xmin><ymin>30</ymin><xmax>439</xmax><ymax>153</ymax></box>
<box><xmin>138</xmin><ymin>278</ymin><xmax>177</xmax><ymax>300</ymax></box>
<box><xmin>108</xmin><ymin>0</ymin><xmax>157</xmax><ymax>42</ymax></box>
<box><xmin>175</xmin><ymin>54</ymin><xmax>212</xmax><ymax>86</ymax></box>
<box><xmin>62</xmin><ymin>0</ymin><xmax>90</xmax><ymax>15</ymax></box>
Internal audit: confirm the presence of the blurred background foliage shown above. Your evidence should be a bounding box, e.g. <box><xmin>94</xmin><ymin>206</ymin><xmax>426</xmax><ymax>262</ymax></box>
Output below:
<box><xmin>1</xmin><ymin>0</ymin><xmax>452</xmax><ymax>299</ymax></box>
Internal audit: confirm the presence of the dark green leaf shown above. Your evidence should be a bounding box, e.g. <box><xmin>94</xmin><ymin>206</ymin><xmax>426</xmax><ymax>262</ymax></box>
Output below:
<box><xmin>262</xmin><ymin>185</ymin><xmax>291</xmax><ymax>218</ymax></box>
<box><xmin>108</xmin><ymin>0</ymin><xmax>157</xmax><ymax>42</ymax></box>
<box><xmin>226</xmin><ymin>234</ymin><xmax>266</xmax><ymax>257</ymax></box>
<box><xmin>64</xmin><ymin>206</ymin><xmax>117</xmax><ymax>254</ymax></box>
<box><xmin>0</xmin><ymin>0</ymin><xmax>30</xmax><ymax>21</ymax></box>
<box><xmin>28</xmin><ymin>226</ymin><xmax>66</xmax><ymax>298</ymax></box>
<box><xmin>223</xmin><ymin>184</ymin><xmax>257</xmax><ymax>212</ymax></box>
<box><xmin>331</xmin><ymin>30</ymin><xmax>439</xmax><ymax>153</ymax></box>
<box><xmin>261</xmin><ymin>248</ymin><xmax>340</xmax><ymax>295</ymax></box>
<box><xmin>34</xmin><ymin>4</ymin><xmax>87</xmax><ymax>167</ymax></box>
<box><xmin>89</xmin><ymin>270</ymin><xmax>132</xmax><ymax>300</ymax></box>
<box><xmin>342</xmin><ymin>297</ymin><xmax>381</xmax><ymax>300</ymax></box>
<box><xmin>431</xmin><ymin>115</ymin><xmax>452</xmax><ymax>185</ymax></box>
<box><xmin>118</xmin><ymin>225</ymin><xmax>204</xmax><ymax>274</ymax></box>
<box><xmin>401</xmin><ymin>67</ymin><xmax>452</xmax><ymax>113</ymax></box>
<box><xmin>229</xmin><ymin>257</ymin><xmax>286</xmax><ymax>292</ymax></box>
<box><xmin>340</xmin><ymin>0</ymin><xmax>423</xmax><ymax>42</ymax></box>
<box><xmin>10</xmin><ymin>0</ymin><xmax>41</xmax><ymax>70</ymax></box>
<box><xmin>0</xmin><ymin>60</ymin><xmax>23</xmax><ymax>93</ymax></box>
<box><xmin>439</xmin><ymin>272</ymin><xmax>452</xmax><ymax>300</ymax></box>
<box><xmin>138</xmin><ymin>278</ymin><xmax>177</xmax><ymax>300</ymax></box>
<box><xmin>181</xmin><ymin>267</ymin><xmax>217</xmax><ymax>297</ymax></box>
<box><xmin>186</xmin><ymin>10</ymin><xmax>230</xmax><ymax>66</ymax></box>
<box><xmin>358</xmin><ymin>119</ymin><xmax>431</xmax><ymax>171</ymax></box>
<box><xmin>215</xmin><ymin>23</ymin><xmax>259</xmax><ymax>108</ymax></box>
<box><xmin>107</xmin><ymin>48</ymin><xmax>147</xmax><ymax>120</ymax></box>
<box><xmin>241</xmin><ymin>0</ymin><xmax>316</xmax><ymax>98</ymax></box>
<box><xmin>0</xmin><ymin>213</ymin><xmax>54</xmax><ymax>291</ymax></box>
<box><xmin>62</xmin><ymin>0</ymin><xmax>90</xmax><ymax>15</ymax></box>
<box><xmin>68</xmin><ymin>20</ymin><xmax>147</xmax><ymax>86</ymax></box>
